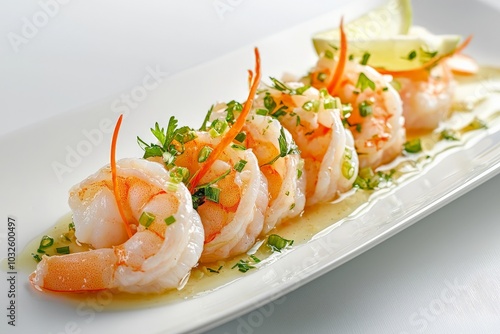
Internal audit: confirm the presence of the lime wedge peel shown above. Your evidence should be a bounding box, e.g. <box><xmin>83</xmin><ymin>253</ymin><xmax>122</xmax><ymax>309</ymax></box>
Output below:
<box><xmin>312</xmin><ymin>0</ymin><xmax>463</xmax><ymax>71</ymax></box>
<box><xmin>313</xmin><ymin>0</ymin><xmax>413</xmax><ymax>45</ymax></box>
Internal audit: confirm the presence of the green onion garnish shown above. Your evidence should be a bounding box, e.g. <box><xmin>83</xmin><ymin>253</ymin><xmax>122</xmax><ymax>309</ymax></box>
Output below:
<box><xmin>356</xmin><ymin>72</ymin><xmax>376</xmax><ymax>92</ymax></box>
<box><xmin>267</xmin><ymin>234</ymin><xmax>294</xmax><ymax>252</ymax></box>
<box><xmin>198</xmin><ymin>146</ymin><xmax>213</xmax><ymax>163</ymax></box>
<box><xmin>231</xmin><ymin>260</ymin><xmax>255</xmax><ymax>273</ymax></box>
<box><xmin>403</xmin><ymin>138</ymin><xmax>422</xmax><ymax>153</ymax></box>
<box><xmin>205</xmin><ymin>186</ymin><xmax>220</xmax><ymax>203</ymax></box>
<box><xmin>164</xmin><ymin>216</ymin><xmax>176</xmax><ymax>226</ymax></box>
<box><xmin>170</xmin><ymin>167</ymin><xmax>190</xmax><ymax>183</ymax></box>
<box><xmin>256</xmin><ymin>109</ymin><xmax>269</xmax><ymax>116</ymax></box>
<box><xmin>234</xmin><ymin>132</ymin><xmax>247</xmax><ymax>143</ymax></box>
<box><xmin>139</xmin><ymin>211</ymin><xmax>155</xmax><ymax>228</ymax></box>
<box><xmin>407</xmin><ymin>50</ymin><xmax>417</xmax><ymax>60</ymax></box>
<box><xmin>56</xmin><ymin>246</ymin><xmax>70</xmax><ymax>254</ymax></box>
<box><xmin>207</xmin><ymin>266</ymin><xmax>223</xmax><ymax>273</ymax></box>
<box><xmin>39</xmin><ymin>235</ymin><xmax>54</xmax><ymax>249</ymax></box>
<box><xmin>440</xmin><ymin>129</ymin><xmax>460</xmax><ymax>141</ymax></box>
<box><xmin>31</xmin><ymin>253</ymin><xmax>42</xmax><ymax>263</ymax></box>
<box><xmin>360</xmin><ymin>52</ymin><xmax>371</xmax><ymax>65</ymax></box>
<box><xmin>231</xmin><ymin>143</ymin><xmax>247</xmax><ymax>150</ymax></box>
<box><xmin>234</xmin><ymin>160</ymin><xmax>247</xmax><ymax>173</ymax></box>
<box><xmin>359</xmin><ymin>101</ymin><xmax>373</xmax><ymax>117</ymax></box>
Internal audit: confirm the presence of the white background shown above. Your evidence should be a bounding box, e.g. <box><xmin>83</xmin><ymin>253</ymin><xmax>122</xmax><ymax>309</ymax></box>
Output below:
<box><xmin>1</xmin><ymin>0</ymin><xmax>499</xmax><ymax>333</ymax></box>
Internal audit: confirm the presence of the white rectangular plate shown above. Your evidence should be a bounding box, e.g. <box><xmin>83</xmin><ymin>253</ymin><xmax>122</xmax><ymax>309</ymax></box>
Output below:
<box><xmin>1</xmin><ymin>1</ymin><xmax>499</xmax><ymax>333</ymax></box>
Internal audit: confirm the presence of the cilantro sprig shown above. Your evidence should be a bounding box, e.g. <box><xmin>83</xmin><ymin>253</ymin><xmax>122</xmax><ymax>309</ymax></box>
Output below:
<box><xmin>137</xmin><ymin>116</ymin><xmax>196</xmax><ymax>168</ymax></box>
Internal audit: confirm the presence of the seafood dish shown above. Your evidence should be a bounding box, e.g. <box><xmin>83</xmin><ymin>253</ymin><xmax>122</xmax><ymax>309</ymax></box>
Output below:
<box><xmin>27</xmin><ymin>0</ymin><xmax>492</xmax><ymax>298</ymax></box>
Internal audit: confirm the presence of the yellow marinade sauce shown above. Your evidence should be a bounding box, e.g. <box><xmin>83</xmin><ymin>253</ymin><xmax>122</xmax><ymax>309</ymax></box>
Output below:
<box><xmin>18</xmin><ymin>66</ymin><xmax>500</xmax><ymax>309</ymax></box>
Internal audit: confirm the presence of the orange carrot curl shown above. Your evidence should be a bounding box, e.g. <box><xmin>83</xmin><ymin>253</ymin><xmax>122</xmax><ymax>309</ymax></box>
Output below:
<box><xmin>189</xmin><ymin>47</ymin><xmax>261</xmax><ymax>193</ymax></box>
<box><xmin>327</xmin><ymin>17</ymin><xmax>347</xmax><ymax>95</ymax></box>
<box><xmin>111</xmin><ymin>114</ymin><xmax>133</xmax><ymax>238</ymax></box>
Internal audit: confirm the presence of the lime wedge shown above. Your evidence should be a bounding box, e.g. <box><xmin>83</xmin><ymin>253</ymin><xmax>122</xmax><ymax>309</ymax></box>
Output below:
<box><xmin>313</xmin><ymin>0</ymin><xmax>413</xmax><ymax>49</ymax></box>
<box><xmin>339</xmin><ymin>27</ymin><xmax>462</xmax><ymax>71</ymax></box>
<box><xmin>312</xmin><ymin>0</ymin><xmax>462</xmax><ymax>72</ymax></box>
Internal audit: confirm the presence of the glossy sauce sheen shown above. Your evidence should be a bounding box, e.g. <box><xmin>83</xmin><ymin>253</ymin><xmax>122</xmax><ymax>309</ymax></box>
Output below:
<box><xmin>19</xmin><ymin>67</ymin><xmax>500</xmax><ymax>309</ymax></box>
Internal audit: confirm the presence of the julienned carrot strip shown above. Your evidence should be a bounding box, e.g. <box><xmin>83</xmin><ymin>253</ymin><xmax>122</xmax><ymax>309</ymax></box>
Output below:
<box><xmin>378</xmin><ymin>35</ymin><xmax>473</xmax><ymax>79</ymax></box>
<box><xmin>188</xmin><ymin>48</ymin><xmax>261</xmax><ymax>193</ymax></box>
<box><xmin>327</xmin><ymin>17</ymin><xmax>347</xmax><ymax>95</ymax></box>
<box><xmin>111</xmin><ymin>114</ymin><xmax>133</xmax><ymax>238</ymax></box>
<box><xmin>248</xmin><ymin>69</ymin><xmax>254</xmax><ymax>88</ymax></box>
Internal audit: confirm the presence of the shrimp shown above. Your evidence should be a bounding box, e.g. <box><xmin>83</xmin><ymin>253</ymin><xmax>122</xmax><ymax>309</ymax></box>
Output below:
<box><xmin>253</xmin><ymin>80</ymin><xmax>359</xmax><ymax>206</ymax></box>
<box><xmin>310</xmin><ymin>55</ymin><xmax>405</xmax><ymax>169</ymax></box>
<box><xmin>29</xmin><ymin>158</ymin><xmax>204</xmax><ymax>293</ymax></box>
<box><xmin>140</xmin><ymin>48</ymin><xmax>268</xmax><ymax>263</ymax></box>
<box><xmin>394</xmin><ymin>63</ymin><xmax>455</xmax><ymax>131</ymax></box>
<box><xmin>210</xmin><ymin>101</ymin><xmax>306</xmax><ymax>234</ymax></box>
<box><xmin>168</xmin><ymin>131</ymin><xmax>268</xmax><ymax>263</ymax></box>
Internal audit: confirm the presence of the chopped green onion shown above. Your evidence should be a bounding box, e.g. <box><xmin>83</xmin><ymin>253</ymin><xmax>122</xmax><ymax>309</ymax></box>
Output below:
<box><xmin>231</xmin><ymin>143</ymin><xmax>247</xmax><ymax>150</ymax></box>
<box><xmin>234</xmin><ymin>159</ymin><xmax>248</xmax><ymax>172</ymax></box>
<box><xmin>440</xmin><ymin>129</ymin><xmax>460</xmax><ymax>141</ymax></box>
<box><xmin>256</xmin><ymin>109</ymin><xmax>269</xmax><ymax>116</ymax></box>
<box><xmin>170</xmin><ymin>167</ymin><xmax>190</xmax><ymax>183</ymax></box>
<box><xmin>271</xmin><ymin>106</ymin><xmax>288</xmax><ymax>118</ymax></box>
<box><xmin>199</xmin><ymin>105</ymin><xmax>213</xmax><ymax>131</ymax></box>
<box><xmin>302</xmin><ymin>100</ymin><xmax>313</xmax><ymax>111</ymax></box>
<box><xmin>68</xmin><ymin>222</ymin><xmax>75</xmax><ymax>231</ymax></box>
<box><xmin>205</xmin><ymin>186</ymin><xmax>220</xmax><ymax>203</ymax></box>
<box><xmin>264</xmin><ymin>93</ymin><xmax>277</xmax><ymax>112</ymax></box>
<box><xmin>407</xmin><ymin>50</ymin><xmax>417</xmax><ymax>61</ymax></box>
<box><xmin>382</xmin><ymin>87</ymin><xmax>389</xmax><ymax>92</ymax></box>
<box><xmin>250</xmin><ymin>255</ymin><xmax>261</xmax><ymax>263</ymax></box>
<box><xmin>359</xmin><ymin>101</ymin><xmax>373</xmax><ymax>117</ymax></box>
<box><xmin>342</xmin><ymin>160</ymin><xmax>355</xmax><ymax>179</ymax></box>
<box><xmin>360</xmin><ymin>52</ymin><xmax>371</xmax><ymax>65</ymax></box>
<box><xmin>289</xmin><ymin>203</ymin><xmax>296</xmax><ymax>210</ymax></box>
<box><xmin>317</xmin><ymin>72</ymin><xmax>328</xmax><ymax>82</ymax></box>
<box><xmin>164</xmin><ymin>216</ymin><xmax>176</xmax><ymax>226</ymax></box>
<box><xmin>295</xmin><ymin>85</ymin><xmax>311</xmax><ymax>95</ymax></box>
<box><xmin>267</xmin><ymin>234</ymin><xmax>294</xmax><ymax>252</ymax></box>
<box><xmin>209</xmin><ymin>119</ymin><xmax>228</xmax><ymax>138</ymax></box>
<box><xmin>356</xmin><ymin>72</ymin><xmax>376</xmax><ymax>92</ymax></box>
<box><xmin>324</xmin><ymin>50</ymin><xmax>334</xmax><ymax>59</ymax></box>
<box><xmin>198</xmin><ymin>146</ymin><xmax>213</xmax><ymax>163</ymax></box>
<box><xmin>323</xmin><ymin>98</ymin><xmax>336</xmax><ymax>110</ymax></box>
<box><xmin>31</xmin><ymin>253</ymin><xmax>42</xmax><ymax>263</ymax></box>
<box><xmin>231</xmin><ymin>259</ymin><xmax>255</xmax><ymax>273</ymax></box>
<box><xmin>207</xmin><ymin>266</ymin><xmax>223</xmax><ymax>273</ymax></box>
<box><xmin>403</xmin><ymin>139</ymin><xmax>422</xmax><ymax>153</ymax></box>
<box><xmin>39</xmin><ymin>235</ymin><xmax>54</xmax><ymax>249</ymax></box>
<box><xmin>234</xmin><ymin>132</ymin><xmax>247</xmax><ymax>143</ymax></box>
<box><xmin>139</xmin><ymin>211</ymin><xmax>155</xmax><ymax>228</ymax></box>
<box><xmin>56</xmin><ymin>246</ymin><xmax>70</xmax><ymax>255</ymax></box>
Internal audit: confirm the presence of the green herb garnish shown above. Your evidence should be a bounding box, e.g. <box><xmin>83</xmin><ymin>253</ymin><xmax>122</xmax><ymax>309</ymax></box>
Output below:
<box><xmin>360</xmin><ymin>52</ymin><xmax>371</xmax><ymax>65</ymax></box>
<box><xmin>356</xmin><ymin>72</ymin><xmax>376</xmax><ymax>92</ymax></box>
<box><xmin>403</xmin><ymin>139</ymin><xmax>422</xmax><ymax>153</ymax></box>
<box><xmin>231</xmin><ymin>259</ymin><xmax>256</xmax><ymax>273</ymax></box>
<box><xmin>440</xmin><ymin>129</ymin><xmax>460</xmax><ymax>141</ymax></box>
<box><xmin>234</xmin><ymin>159</ymin><xmax>248</xmax><ymax>172</ymax></box>
<box><xmin>164</xmin><ymin>216</ymin><xmax>176</xmax><ymax>226</ymax></box>
<box><xmin>267</xmin><ymin>234</ymin><xmax>294</xmax><ymax>252</ymax></box>
<box><xmin>56</xmin><ymin>246</ymin><xmax>70</xmax><ymax>255</ymax></box>
<box><xmin>139</xmin><ymin>211</ymin><xmax>155</xmax><ymax>228</ymax></box>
